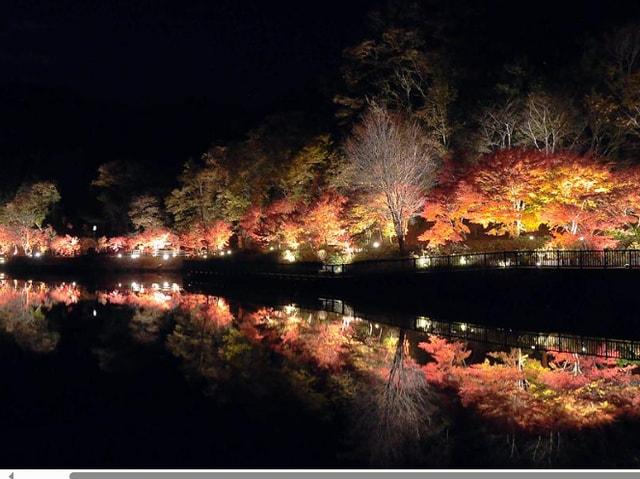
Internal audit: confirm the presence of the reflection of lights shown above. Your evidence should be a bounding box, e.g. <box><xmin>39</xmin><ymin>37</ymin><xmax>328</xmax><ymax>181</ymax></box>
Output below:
<box><xmin>172</xmin><ymin>252</ymin><xmax>178</xmax><ymax>258</ymax></box>
<box><xmin>162</xmin><ymin>253</ymin><xmax>170</xmax><ymax>260</ymax></box>
<box><xmin>117</xmin><ymin>253</ymin><xmax>123</xmax><ymax>258</ymax></box>
<box><xmin>459</xmin><ymin>256</ymin><xmax>467</xmax><ymax>266</ymax></box>
<box><xmin>536</xmin><ymin>261</ymin><xmax>542</xmax><ymax>267</ymax></box>
<box><xmin>92</xmin><ymin>309</ymin><xmax>97</xmax><ymax>317</ymax></box>
<box><xmin>171</xmin><ymin>283</ymin><xmax>180</xmax><ymax>292</ymax></box>
<box><xmin>374</xmin><ymin>323</ymin><xmax>379</xmax><ymax>329</ymax></box>
<box><xmin>131</xmin><ymin>281</ymin><xmax>140</xmax><ymax>292</ymax></box>
<box><xmin>226</xmin><ymin>250</ymin><xmax>232</xmax><ymax>255</ymax></box>
<box><xmin>153</xmin><ymin>291</ymin><xmax>170</xmax><ymax>302</ymax></box>
<box><xmin>372</xmin><ymin>241</ymin><xmax>380</xmax><ymax>249</ymax></box>
<box><xmin>34</xmin><ymin>252</ymin><xmax>42</xmax><ymax>258</ymax></box>
<box><xmin>269</xmin><ymin>246</ymin><xmax>275</xmax><ymax>251</ymax></box>
<box><xmin>283</xmin><ymin>250</ymin><xmax>296</xmax><ymax>263</ymax></box>
<box><xmin>460</xmin><ymin>323</ymin><xmax>467</xmax><ymax>331</ymax></box>
<box><xmin>118</xmin><ymin>283</ymin><xmax>122</xmax><ymax>288</ymax></box>
<box><xmin>579</xmin><ymin>236</ymin><xmax>585</xmax><ymax>241</ymax></box>
<box><xmin>0</xmin><ymin>257</ymin><xmax>4</xmax><ymax>264</ymax></box>
<box><xmin>529</xmin><ymin>235</ymin><xmax>534</xmax><ymax>240</ymax></box>
<box><xmin>72</xmin><ymin>282</ymin><xmax>76</xmax><ymax>287</ymax></box>
<box><xmin>131</xmin><ymin>252</ymin><xmax>140</xmax><ymax>259</ymax></box>
<box><xmin>92</xmin><ymin>225</ymin><xmax>97</xmax><ymax>232</ymax></box>
<box><xmin>582</xmin><ymin>346</ymin><xmax>587</xmax><ymax>352</ymax></box>
<box><xmin>531</xmin><ymin>345</ymin><xmax>536</xmax><ymax>350</ymax></box>
<box><xmin>163</xmin><ymin>281</ymin><xmax>170</xmax><ymax>289</ymax></box>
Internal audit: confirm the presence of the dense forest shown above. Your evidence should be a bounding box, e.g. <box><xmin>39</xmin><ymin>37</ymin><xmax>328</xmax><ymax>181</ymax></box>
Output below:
<box><xmin>3</xmin><ymin>1</ymin><xmax>640</xmax><ymax>262</ymax></box>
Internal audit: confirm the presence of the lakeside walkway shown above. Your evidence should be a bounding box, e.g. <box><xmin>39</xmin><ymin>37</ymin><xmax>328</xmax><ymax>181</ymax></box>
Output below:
<box><xmin>186</xmin><ymin>249</ymin><xmax>640</xmax><ymax>279</ymax></box>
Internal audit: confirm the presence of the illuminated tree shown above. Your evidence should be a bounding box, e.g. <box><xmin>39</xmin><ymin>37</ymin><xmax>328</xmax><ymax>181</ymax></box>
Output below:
<box><xmin>280</xmin><ymin>135</ymin><xmax>336</xmax><ymax>201</ymax></box>
<box><xmin>0</xmin><ymin>182</ymin><xmax>60</xmax><ymax>254</ymax></box>
<box><xmin>301</xmin><ymin>192</ymin><xmax>348</xmax><ymax>250</ymax></box>
<box><xmin>0</xmin><ymin>225</ymin><xmax>18</xmax><ymax>255</ymax></box>
<box><xmin>128</xmin><ymin>194</ymin><xmax>165</xmax><ymax>231</ymax></box>
<box><xmin>345</xmin><ymin>105</ymin><xmax>438</xmax><ymax>253</ymax></box>
<box><xmin>165</xmin><ymin>147</ymin><xmax>231</xmax><ymax>230</ymax></box>
<box><xmin>50</xmin><ymin>235</ymin><xmax>81</xmax><ymax>257</ymax></box>
<box><xmin>518</xmin><ymin>91</ymin><xmax>583</xmax><ymax>154</ymax></box>
<box><xmin>346</xmin><ymin>193</ymin><xmax>397</xmax><ymax>245</ymax></box>
<box><xmin>476</xmin><ymin>98</ymin><xmax>521</xmax><ymax>152</ymax></box>
<box><xmin>203</xmin><ymin>220</ymin><xmax>233</xmax><ymax>252</ymax></box>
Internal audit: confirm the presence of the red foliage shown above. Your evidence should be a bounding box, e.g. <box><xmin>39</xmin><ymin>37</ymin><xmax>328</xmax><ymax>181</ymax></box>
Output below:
<box><xmin>418</xmin><ymin>335</ymin><xmax>470</xmax><ymax>387</ymax></box>
<box><xmin>50</xmin><ymin>235</ymin><xmax>81</xmax><ymax>257</ymax></box>
<box><xmin>301</xmin><ymin>192</ymin><xmax>348</xmax><ymax>249</ymax></box>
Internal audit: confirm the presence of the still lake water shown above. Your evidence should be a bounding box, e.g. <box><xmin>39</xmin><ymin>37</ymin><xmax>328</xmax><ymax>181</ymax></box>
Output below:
<box><xmin>1</xmin><ymin>274</ymin><xmax>639</xmax><ymax>468</ymax></box>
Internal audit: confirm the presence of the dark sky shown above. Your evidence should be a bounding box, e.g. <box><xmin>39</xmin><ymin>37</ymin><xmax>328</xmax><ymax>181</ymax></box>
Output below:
<box><xmin>3</xmin><ymin>0</ymin><xmax>374</xmax><ymax>108</ymax></box>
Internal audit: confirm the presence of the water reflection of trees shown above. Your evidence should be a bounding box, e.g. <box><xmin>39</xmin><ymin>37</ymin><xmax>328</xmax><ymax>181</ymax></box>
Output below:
<box><xmin>1</xmin><ymin>278</ymin><xmax>639</xmax><ymax>466</ymax></box>
<box><xmin>0</xmin><ymin>279</ymin><xmax>76</xmax><ymax>352</ymax></box>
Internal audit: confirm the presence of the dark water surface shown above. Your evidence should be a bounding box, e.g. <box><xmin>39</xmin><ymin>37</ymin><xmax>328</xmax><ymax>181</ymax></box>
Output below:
<box><xmin>1</xmin><ymin>274</ymin><xmax>639</xmax><ymax>468</ymax></box>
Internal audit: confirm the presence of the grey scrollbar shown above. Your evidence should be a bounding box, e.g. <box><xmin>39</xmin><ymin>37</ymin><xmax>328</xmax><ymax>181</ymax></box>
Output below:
<box><xmin>70</xmin><ymin>472</ymin><xmax>640</xmax><ymax>479</ymax></box>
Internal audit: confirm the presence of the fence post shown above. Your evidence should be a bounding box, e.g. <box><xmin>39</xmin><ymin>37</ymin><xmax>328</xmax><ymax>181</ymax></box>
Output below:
<box><xmin>447</xmin><ymin>255</ymin><xmax>452</xmax><ymax>269</ymax></box>
<box><xmin>484</xmin><ymin>253</ymin><xmax>487</xmax><ymax>268</ymax></box>
<box><xmin>604</xmin><ymin>250</ymin><xmax>608</xmax><ymax>269</ymax></box>
<box><xmin>503</xmin><ymin>251</ymin><xmax>507</xmax><ymax>267</ymax></box>
<box><xmin>556</xmin><ymin>250</ymin><xmax>560</xmax><ymax>268</ymax></box>
<box><xmin>579</xmin><ymin>250</ymin><xmax>583</xmax><ymax>269</ymax></box>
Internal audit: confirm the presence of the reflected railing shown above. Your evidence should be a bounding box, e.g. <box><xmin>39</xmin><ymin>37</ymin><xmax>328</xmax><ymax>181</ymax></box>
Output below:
<box><xmin>318</xmin><ymin>297</ymin><xmax>640</xmax><ymax>360</ymax></box>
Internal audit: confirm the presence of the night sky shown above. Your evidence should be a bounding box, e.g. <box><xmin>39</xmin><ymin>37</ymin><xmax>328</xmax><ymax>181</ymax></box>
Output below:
<box><xmin>2</xmin><ymin>0</ymin><xmax>640</xmax><ymax>217</ymax></box>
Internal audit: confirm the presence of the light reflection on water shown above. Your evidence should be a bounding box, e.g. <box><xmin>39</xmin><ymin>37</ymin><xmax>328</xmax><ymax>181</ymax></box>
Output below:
<box><xmin>0</xmin><ymin>276</ymin><xmax>639</xmax><ymax>468</ymax></box>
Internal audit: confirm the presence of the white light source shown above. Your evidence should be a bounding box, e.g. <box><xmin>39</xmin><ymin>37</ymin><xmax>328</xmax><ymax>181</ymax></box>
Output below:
<box><xmin>117</xmin><ymin>253</ymin><xmax>123</xmax><ymax>258</ymax></box>
<box><xmin>131</xmin><ymin>252</ymin><xmax>140</xmax><ymax>259</ymax></box>
<box><xmin>162</xmin><ymin>253</ymin><xmax>170</xmax><ymax>260</ymax></box>
<box><xmin>372</xmin><ymin>241</ymin><xmax>380</xmax><ymax>249</ymax></box>
<box><xmin>579</xmin><ymin>236</ymin><xmax>585</xmax><ymax>241</ymax></box>
<box><xmin>92</xmin><ymin>309</ymin><xmax>97</xmax><ymax>317</ymax></box>
<box><xmin>226</xmin><ymin>250</ymin><xmax>232</xmax><ymax>255</ymax></box>
<box><xmin>92</xmin><ymin>225</ymin><xmax>97</xmax><ymax>232</ymax></box>
<box><xmin>416</xmin><ymin>256</ymin><xmax>429</xmax><ymax>268</ymax></box>
<box><xmin>529</xmin><ymin>235</ymin><xmax>534</xmax><ymax>240</ymax></box>
<box><xmin>34</xmin><ymin>252</ymin><xmax>41</xmax><ymax>258</ymax></box>
<box><xmin>459</xmin><ymin>256</ymin><xmax>467</xmax><ymax>265</ymax></box>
